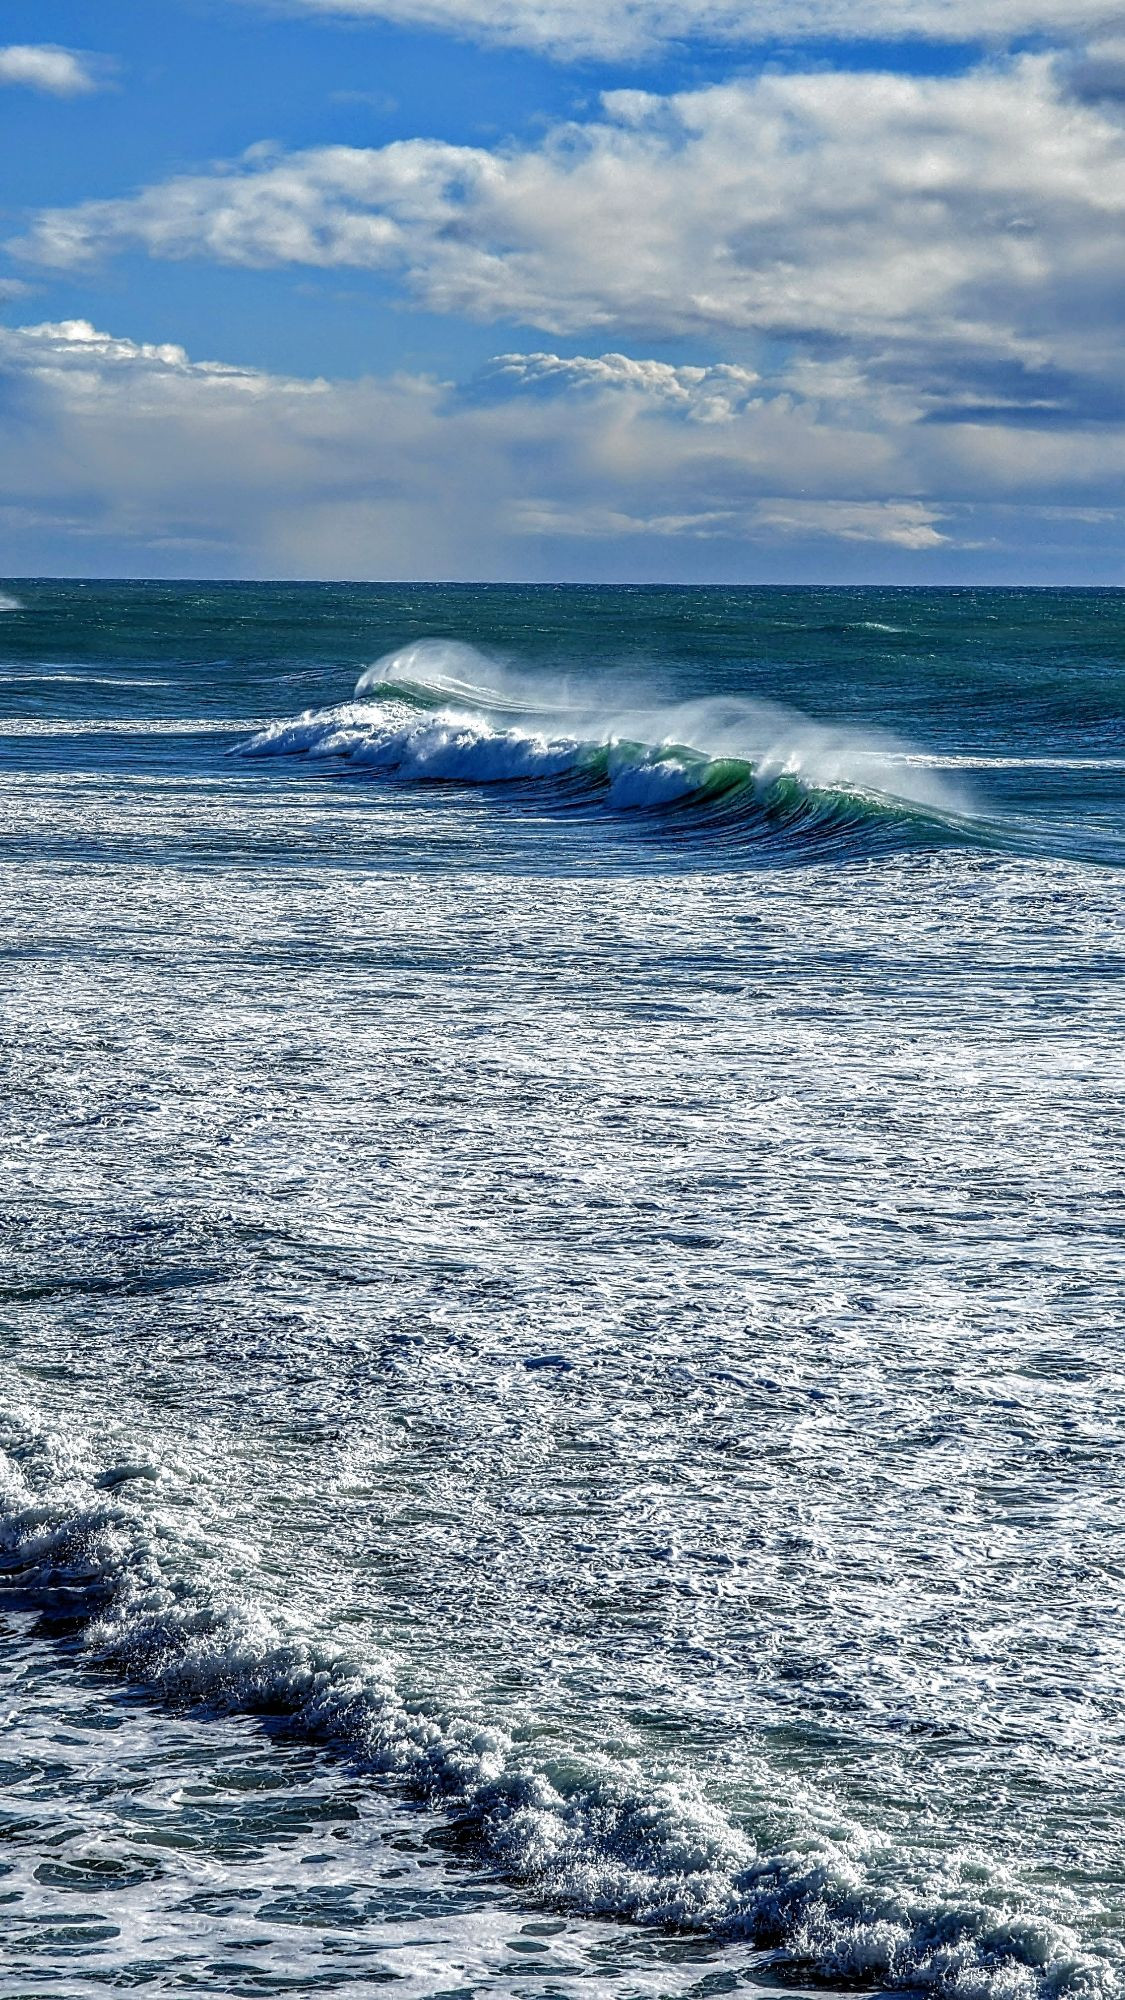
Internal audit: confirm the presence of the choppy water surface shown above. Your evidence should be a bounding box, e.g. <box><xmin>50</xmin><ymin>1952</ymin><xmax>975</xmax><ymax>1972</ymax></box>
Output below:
<box><xmin>1</xmin><ymin>582</ymin><xmax>1123</xmax><ymax>2000</ymax></box>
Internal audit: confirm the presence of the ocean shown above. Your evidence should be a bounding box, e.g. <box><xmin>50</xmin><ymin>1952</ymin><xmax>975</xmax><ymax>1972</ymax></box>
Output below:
<box><xmin>0</xmin><ymin>580</ymin><xmax>1122</xmax><ymax>2000</ymax></box>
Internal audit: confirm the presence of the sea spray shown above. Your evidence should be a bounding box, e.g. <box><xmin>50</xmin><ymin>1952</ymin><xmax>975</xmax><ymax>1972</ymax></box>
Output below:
<box><xmin>354</xmin><ymin>638</ymin><xmax>972</xmax><ymax>815</ymax></box>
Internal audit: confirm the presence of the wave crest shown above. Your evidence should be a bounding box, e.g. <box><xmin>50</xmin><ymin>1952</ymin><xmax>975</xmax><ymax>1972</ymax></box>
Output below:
<box><xmin>241</xmin><ymin>640</ymin><xmax>976</xmax><ymax>859</ymax></box>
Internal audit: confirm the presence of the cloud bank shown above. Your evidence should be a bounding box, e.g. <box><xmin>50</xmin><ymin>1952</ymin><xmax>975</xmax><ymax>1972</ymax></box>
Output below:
<box><xmin>0</xmin><ymin>44</ymin><xmax>102</xmax><ymax>96</ymax></box>
<box><xmin>1</xmin><ymin>319</ymin><xmax>1121</xmax><ymax>579</ymax></box>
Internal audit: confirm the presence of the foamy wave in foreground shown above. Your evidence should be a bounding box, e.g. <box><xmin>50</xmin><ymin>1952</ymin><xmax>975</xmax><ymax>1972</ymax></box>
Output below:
<box><xmin>0</xmin><ymin>592</ymin><xmax>23</xmax><ymax>613</ymax></box>
<box><xmin>0</xmin><ymin>1418</ymin><xmax>1107</xmax><ymax>2000</ymax></box>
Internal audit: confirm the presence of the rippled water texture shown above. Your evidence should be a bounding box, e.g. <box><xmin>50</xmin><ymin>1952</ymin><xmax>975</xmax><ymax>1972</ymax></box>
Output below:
<box><xmin>1</xmin><ymin>582</ymin><xmax>1123</xmax><ymax>1999</ymax></box>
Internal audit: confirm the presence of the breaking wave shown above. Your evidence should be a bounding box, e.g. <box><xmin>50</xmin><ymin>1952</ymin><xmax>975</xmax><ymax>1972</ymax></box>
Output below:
<box><xmin>0</xmin><ymin>592</ymin><xmax>23</xmax><ymax>613</ymax></box>
<box><xmin>0</xmin><ymin>1415</ymin><xmax>1107</xmax><ymax>2000</ymax></box>
<box><xmin>240</xmin><ymin>640</ymin><xmax>981</xmax><ymax>859</ymax></box>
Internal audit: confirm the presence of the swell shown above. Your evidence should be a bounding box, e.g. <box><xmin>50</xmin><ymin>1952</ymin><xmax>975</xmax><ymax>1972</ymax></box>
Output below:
<box><xmin>239</xmin><ymin>642</ymin><xmax>981</xmax><ymax>862</ymax></box>
<box><xmin>0</xmin><ymin>1418</ymin><xmax>1106</xmax><ymax>2000</ymax></box>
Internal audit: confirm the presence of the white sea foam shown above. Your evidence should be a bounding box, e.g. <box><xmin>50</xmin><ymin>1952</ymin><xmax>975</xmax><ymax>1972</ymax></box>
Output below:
<box><xmin>248</xmin><ymin>701</ymin><xmax>587</xmax><ymax>786</ymax></box>
<box><xmin>0</xmin><ymin>1418</ymin><xmax>1105</xmax><ymax>2000</ymax></box>
<box><xmin>892</xmin><ymin>752</ymin><xmax>1125</xmax><ymax>772</ymax></box>
<box><xmin>0</xmin><ymin>716</ymin><xmax>231</xmax><ymax>735</ymax></box>
<box><xmin>0</xmin><ymin>592</ymin><xmax>23</xmax><ymax>613</ymax></box>
<box><xmin>245</xmin><ymin>703</ymin><xmax>731</xmax><ymax>812</ymax></box>
<box><xmin>4</xmin><ymin>599</ymin><xmax>1123</xmax><ymax>1997</ymax></box>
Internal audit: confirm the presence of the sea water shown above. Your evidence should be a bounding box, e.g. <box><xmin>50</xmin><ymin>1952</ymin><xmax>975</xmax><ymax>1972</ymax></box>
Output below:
<box><xmin>0</xmin><ymin>582</ymin><xmax>1122</xmax><ymax>2000</ymax></box>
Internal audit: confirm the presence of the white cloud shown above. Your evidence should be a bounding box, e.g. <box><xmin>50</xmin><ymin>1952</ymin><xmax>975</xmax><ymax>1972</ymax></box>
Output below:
<box><xmin>485</xmin><ymin>352</ymin><xmax>761</xmax><ymax>420</ymax></box>
<box><xmin>0</xmin><ymin>45</ymin><xmax>102</xmax><ymax>95</ymax></box>
<box><xmin>753</xmin><ymin>499</ymin><xmax>948</xmax><ymax>547</ymax></box>
<box><xmin>255</xmin><ymin>0</ymin><xmax>1125</xmax><ymax>61</ymax></box>
<box><xmin>15</xmin><ymin>54</ymin><xmax>1124</xmax><ymax>429</ymax></box>
<box><xmin>509</xmin><ymin>497</ymin><xmax>948</xmax><ymax>544</ymax></box>
<box><xmin>508</xmin><ymin>499</ymin><xmax>743</xmax><ymax>535</ymax></box>
<box><xmin>1</xmin><ymin>319</ymin><xmax>1122</xmax><ymax>578</ymax></box>
<box><xmin>6</xmin><ymin>316</ymin><xmax>327</xmax><ymax>391</ymax></box>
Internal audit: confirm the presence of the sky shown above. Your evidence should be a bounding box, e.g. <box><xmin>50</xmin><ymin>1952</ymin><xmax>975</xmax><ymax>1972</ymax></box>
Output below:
<box><xmin>0</xmin><ymin>0</ymin><xmax>1123</xmax><ymax>582</ymax></box>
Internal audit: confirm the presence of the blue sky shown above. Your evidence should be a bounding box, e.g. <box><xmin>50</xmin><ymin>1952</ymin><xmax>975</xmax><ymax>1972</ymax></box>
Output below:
<box><xmin>1</xmin><ymin>0</ymin><xmax>1123</xmax><ymax>580</ymax></box>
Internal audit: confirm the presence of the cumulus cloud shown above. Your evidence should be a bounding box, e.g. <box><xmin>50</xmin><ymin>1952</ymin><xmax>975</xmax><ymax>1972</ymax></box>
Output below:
<box><xmin>1</xmin><ymin>318</ymin><xmax>1122</xmax><ymax>579</ymax></box>
<box><xmin>0</xmin><ymin>45</ymin><xmax>103</xmax><ymax>95</ymax></box>
<box><xmin>3</xmin><ymin>317</ymin><xmax>313</xmax><ymax>385</ymax></box>
<box><xmin>483</xmin><ymin>352</ymin><xmax>762</xmax><ymax>420</ymax></box>
<box><xmin>15</xmin><ymin>55</ymin><xmax>1124</xmax><ymax>431</ymax></box>
<box><xmin>259</xmin><ymin>0</ymin><xmax>1125</xmax><ymax>61</ymax></box>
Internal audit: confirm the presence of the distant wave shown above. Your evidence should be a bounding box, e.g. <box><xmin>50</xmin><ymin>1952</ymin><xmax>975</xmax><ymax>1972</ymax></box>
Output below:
<box><xmin>0</xmin><ymin>670</ymin><xmax>171</xmax><ymax>687</ymax></box>
<box><xmin>0</xmin><ymin>1415</ymin><xmax>1108</xmax><ymax>2000</ymax></box>
<box><xmin>241</xmin><ymin>640</ymin><xmax>980</xmax><ymax>861</ymax></box>
<box><xmin>0</xmin><ymin>592</ymin><xmax>23</xmax><ymax>614</ymax></box>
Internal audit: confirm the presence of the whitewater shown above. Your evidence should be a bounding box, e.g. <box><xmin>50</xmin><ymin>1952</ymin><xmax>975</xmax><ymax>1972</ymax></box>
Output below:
<box><xmin>1</xmin><ymin>581</ymin><xmax>1123</xmax><ymax>1999</ymax></box>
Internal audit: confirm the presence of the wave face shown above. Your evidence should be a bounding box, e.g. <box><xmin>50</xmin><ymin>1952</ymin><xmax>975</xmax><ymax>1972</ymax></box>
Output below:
<box><xmin>241</xmin><ymin>639</ymin><xmax>979</xmax><ymax>861</ymax></box>
<box><xmin>0</xmin><ymin>1415</ymin><xmax>1105</xmax><ymax>2000</ymax></box>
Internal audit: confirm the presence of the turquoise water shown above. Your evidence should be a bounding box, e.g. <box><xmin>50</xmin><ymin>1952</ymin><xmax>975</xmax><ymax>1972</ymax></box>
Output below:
<box><xmin>1</xmin><ymin>583</ymin><xmax>1123</xmax><ymax>1999</ymax></box>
